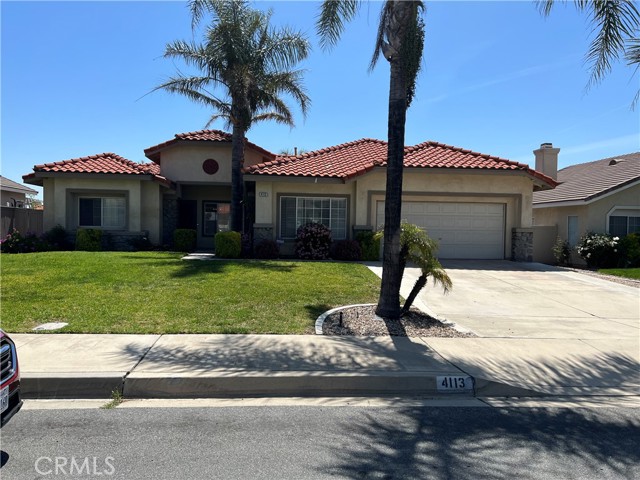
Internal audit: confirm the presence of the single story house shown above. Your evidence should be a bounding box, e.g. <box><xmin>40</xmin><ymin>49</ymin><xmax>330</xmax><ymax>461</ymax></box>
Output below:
<box><xmin>1</xmin><ymin>175</ymin><xmax>38</xmax><ymax>208</ymax></box>
<box><xmin>23</xmin><ymin>130</ymin><xmax>557</xmax><ymax>259</ymax></box>
<box><xmin>533</xmin><ymin>151</ymin><xmax>640</xmax><ymax>262</ymax></box>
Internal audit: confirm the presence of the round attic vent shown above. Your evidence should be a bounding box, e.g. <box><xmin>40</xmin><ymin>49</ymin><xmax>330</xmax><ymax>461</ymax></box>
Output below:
<box><xmin>203</xmin><ymin>158</ymin><xmax>220</xmax><ymax>175</ymax></box>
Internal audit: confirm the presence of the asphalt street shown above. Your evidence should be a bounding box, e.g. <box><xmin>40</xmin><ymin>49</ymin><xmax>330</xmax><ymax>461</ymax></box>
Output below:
<box><xmin>1</xmin><ymin>402</ymin><xmax>639</xmax><ymax>480</ymax></box>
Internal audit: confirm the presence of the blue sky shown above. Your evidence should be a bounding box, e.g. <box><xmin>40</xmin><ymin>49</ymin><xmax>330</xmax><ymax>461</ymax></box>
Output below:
<box><xmin>2</xmin><ymin>1</ymin><xmax>639</xmax><ymax>198</ymax></box>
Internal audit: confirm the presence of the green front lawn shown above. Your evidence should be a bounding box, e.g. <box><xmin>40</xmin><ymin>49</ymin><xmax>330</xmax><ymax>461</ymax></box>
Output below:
<box><xmin>0</xmin><ymin>252</ymin><xmax>380</xmax><ymax>334</ymax></box>
<box><xmin>598</xmin><ymin>268</ymin><xmax>640</xmax><ymax>280</ymax></box>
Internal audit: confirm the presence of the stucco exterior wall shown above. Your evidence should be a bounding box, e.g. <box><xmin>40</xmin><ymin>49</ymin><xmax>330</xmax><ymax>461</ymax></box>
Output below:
<box><xmin>40</xmin><ymin>176</ymin><xmax>164</xmax><ymax>244</ymax></box>
<box><xmin>533</xmin><ymin>183</ymin><xmax>640</xmax><ymax>238</ymax></box>
<box><xmin>255</xmin><ymin>170</ymin><xmax>535</xmax><ymax>258</ymax></box>
<box><xmin>157</xmin><ymin>144</ymin><xmax>269</xmax><ymax>185</ymax></box>
<box><xmin>1</xmin><ymin>191</ymin><xmax>27</xmax><ymax>207</ymax></box>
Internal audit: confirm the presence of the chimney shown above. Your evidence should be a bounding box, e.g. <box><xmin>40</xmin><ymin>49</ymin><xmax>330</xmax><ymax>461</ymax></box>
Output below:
<box><xmin>533</xmin><ymin>143</ymin><xmax>559</xmax><ymax>180</ymax></box>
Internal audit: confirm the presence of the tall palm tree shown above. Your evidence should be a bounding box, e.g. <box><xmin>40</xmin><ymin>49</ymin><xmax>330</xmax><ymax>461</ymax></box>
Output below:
<box><xmin>156</xmin><ymin>0</ymin><xmax>310</xmax><ymax>232</ymax></box>
<box><xmin>318</xmin><ymin>1</ymin><xmax>425</xmax><ymax>319</ymax></box>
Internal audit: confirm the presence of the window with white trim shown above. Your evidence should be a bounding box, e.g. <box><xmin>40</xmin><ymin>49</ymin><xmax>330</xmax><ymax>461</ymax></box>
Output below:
<box><xmin>280</xmin><ymin>196</ymin><xmax>347</xmax><ymax>239</ymax></box>
<box><xmin>609</xmin><ymin>214</ymin><xmax>640</xmax><ymax>237</ymax></box>
<box><xmin>79</xmin><ymin>197</ymin><xmax>126</xmax><ymax>228</ymax></box>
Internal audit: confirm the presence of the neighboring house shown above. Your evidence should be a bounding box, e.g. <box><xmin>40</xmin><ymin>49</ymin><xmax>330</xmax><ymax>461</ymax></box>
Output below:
<box><xmin>1</xmin><ymin>175</ymin><xmax>38</xmax><ymax>208</ymax></box>
<box><xmin>23</xmin><ymin>130</ymin><xmax>557</xmax><ymax>259</ymax></box>
<box><xmin>1</xmin><ymin>175</ymin><xmax>43</xmax><ymax>238</ymax></box>
<box><xmin>533</xmin><ymin>151</ymin><xmax>640</xmax><ymax>261</ymax></box>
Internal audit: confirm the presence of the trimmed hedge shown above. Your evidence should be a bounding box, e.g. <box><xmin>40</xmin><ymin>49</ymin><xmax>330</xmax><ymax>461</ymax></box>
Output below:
<box><xmin>215</xmin><ymin>231</ymin><xmax>241</xmax><ymax>258</ymax></box>
<box><xmin>356</xmin><ymin>231</ymin><xmax>381</xmax><ymax>261</ymax></box>
<box><xmin>331</xmin><ymin>240</ymin><xmax>362</xmax><ymax>261</ymax></box>
<box><xmin>76</xmin><ymin>228</ymin><xmax>103</xmax><ymax>251</ymax></box>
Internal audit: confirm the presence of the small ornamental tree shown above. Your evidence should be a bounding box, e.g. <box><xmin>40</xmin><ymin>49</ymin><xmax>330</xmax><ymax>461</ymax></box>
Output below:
<box><xmin>295</xmin><ymin>222</ymin><xmax>332</xmax><ymax>260</ymax></box>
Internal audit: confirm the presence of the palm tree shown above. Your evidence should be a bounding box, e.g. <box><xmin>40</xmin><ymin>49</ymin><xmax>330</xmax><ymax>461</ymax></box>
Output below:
<box><xmin>539</xmin><ymin>0</ymin><xmax>640</xmax><ymax>104</ymax></box>
<box><xmin>317</xmin><ymin>1</ymin><xmax>425</xmax><ymax>319</ymax></box>
<box><xmin>156</xmin><ymin>0</ymin><xmax>310</xmax><ymax>232</ymax></box>
<box><xmin>396</xmin><ymin>223</ymin><xmax>452</xmax><ymax>316</ymax></box>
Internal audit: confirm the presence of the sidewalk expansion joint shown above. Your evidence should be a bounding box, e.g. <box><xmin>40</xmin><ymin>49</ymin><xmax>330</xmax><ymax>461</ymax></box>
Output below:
<box><xmin>122</xmin><ymin>334</ymin><xmax>164</xmax><ymax>389</ymax></box>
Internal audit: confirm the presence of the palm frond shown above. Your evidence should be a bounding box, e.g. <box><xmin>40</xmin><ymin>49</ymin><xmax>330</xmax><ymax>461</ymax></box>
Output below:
<box><xmin>316</xmin><ymin>0</ymin><xmax>361</xmax><ymax>51</ymax></box>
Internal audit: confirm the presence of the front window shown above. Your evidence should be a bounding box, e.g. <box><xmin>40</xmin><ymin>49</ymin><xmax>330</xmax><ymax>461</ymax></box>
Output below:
<box><xmin>79</xmin><ymin>197</ymin><xmax>125</xmax><ymax>228</ymax></box>
<box><xmin>609</xmin><ymin>214</ymin><xmax>640</xmax><ymax>237</ymax></box>
<box><xmin>280</xmin><ymin>196</ymin><xmax>347</xmax><ymax>239</ymax></box>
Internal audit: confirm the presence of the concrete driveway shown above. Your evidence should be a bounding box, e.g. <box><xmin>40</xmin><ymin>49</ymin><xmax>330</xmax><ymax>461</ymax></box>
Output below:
<box><xmin>368</xmin><ymin>260</ymin><xmax>640</xmax><ymax>395</ymax></box>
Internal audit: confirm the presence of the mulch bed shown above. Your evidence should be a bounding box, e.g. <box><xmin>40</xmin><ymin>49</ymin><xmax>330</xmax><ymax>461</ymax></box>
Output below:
<box><xmin>321</xmin><ymin>304</ymin><xmax>475</xmax><ymax>338</ymax></box>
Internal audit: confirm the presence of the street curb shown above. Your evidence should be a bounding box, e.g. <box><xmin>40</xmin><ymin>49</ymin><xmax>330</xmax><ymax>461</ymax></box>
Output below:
<box><xmin>122</xmin><ymin>371</ymin><xmax>475</xmax><ymax>399</ymax></box>
<box><xmin>21</xmin><ymin>373</ymin><xmax>125</xmax><ymax>399</ymax></box>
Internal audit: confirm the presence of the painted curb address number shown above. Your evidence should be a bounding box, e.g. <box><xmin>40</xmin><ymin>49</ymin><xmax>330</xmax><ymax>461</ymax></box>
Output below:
<box><xmin>436</xmin><ymin>375</ymin><xmax>474</xmax><ymax>392</ymax></box>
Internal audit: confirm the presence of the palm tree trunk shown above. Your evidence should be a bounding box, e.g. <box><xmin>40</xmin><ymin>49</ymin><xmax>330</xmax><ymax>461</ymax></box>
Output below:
<box><xmin>375</xmin><ymin>24</ymin><xmax>409</xmax><ymax>319</ymax></box>
<box><xmin>401</xmin><ymin>274</ymin><xmax>427</xmax><ymax>316</ymax></box>
<box><xmin>230</xmin><ymin>123</ymin><xmax>245</xmax><ymax>233</ymax></box>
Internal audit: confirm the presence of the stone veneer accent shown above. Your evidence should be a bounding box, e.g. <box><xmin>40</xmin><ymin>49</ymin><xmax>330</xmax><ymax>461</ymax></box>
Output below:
<box><xmin>253</xmin><ymin>223</ymin><xmax>274</xmax><ymax>247</ymax></box>
<box><xmin>162</xmin><ymin>195</ymin><xmax>178</xmax><ymax>246</ymax></box>
<box><xmin>512</xmin><ymin>228</ymin><xmax>534</xmax><ymax>262</ymax></box>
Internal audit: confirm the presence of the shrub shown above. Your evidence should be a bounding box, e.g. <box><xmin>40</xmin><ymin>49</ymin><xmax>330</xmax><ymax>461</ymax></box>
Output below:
<box><xmin>173</xmin><ymin>229</ymin><xmax>197</xmax><ymax>252</ymax></box>
<box><xmin>254</xmin><ymin>239</ymin><xmax>280</xmax><ymax>259</ymax></box>
<box><xmin>618</xmin><ymin>233</ymin><xmax>640</xmax><ymax>267</ymax></box>
<box><xmin>215</xmin><ymin>231</ymin><xmax>241</xmax><ymax>258</ymax></box>
<box><xmin>76</xmin><ymin>228</ymin><xmax>103</xmax><ymax>251</ymax></box>
<box><xmin>295</xmin><ymin>222</ymin><xmax>332</xmax><ymax>260</ymax></box>
<box><xmin>552</xmin><ymin>237</ymin><xmax>572</xmax><ymax>266</ymax></box>
<box><xmin>0</xmin><ymin>229</ymin><xmax>46</xmax><ymax>253</ymax></box>
<box><xmin>331</xmin><ymin>239</ymin><xmax>362</xmax><ymax>261</ymax></box>
<box><xmin>356</xmin><ymin>230</ymin><xmax>381</xmax><ymax>261</ymax></box>
<box><xmin>42</xmin><ymin>225</ymin><xmax>73</xmax><ymax>251</ymax></box>
<box><xmin>576</xmin><ymin>232</ymin><xmax>619</xmax><ymax>268</ymax></box>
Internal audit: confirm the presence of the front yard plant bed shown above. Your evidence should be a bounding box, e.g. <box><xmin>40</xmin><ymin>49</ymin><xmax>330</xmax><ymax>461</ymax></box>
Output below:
<box><xmin>0</xmin><ymin>252</ymin><xmax>380</xmax><ymax>334</ymax></box>
<box><xmin>322</xmin><ymin>305</ymin><xmax>475</xmax><ymax>337</ymax></box>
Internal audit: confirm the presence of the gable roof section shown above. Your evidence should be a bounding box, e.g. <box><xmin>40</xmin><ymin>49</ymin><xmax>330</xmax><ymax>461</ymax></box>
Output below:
<box><xmin>23</xmin><ymin>153</ymin><xmax>173</xmax><ymax>188</ymax></box>
<box><xmin>246</xmin><ymin>138</ymin><xmax>557</xmax><ymax>188</ymax></box>
<box><xmin>245</xmin><ymin>138</ymin><xmax>388</xmax><ymax>179</ymax></box>
<box><xmin>533</xmin><ymin>152</ymin><xmax>640</xmax><ymax>206</ymax></box>
<box><xmin>0</xmin><ymin>175</ymin><xmax>38</xmax><ymax>195</ymax></box>
<box><xmin>144</xmin><ymin>129</ymin><xmax>275</xmax><ymax>163</ymax></box>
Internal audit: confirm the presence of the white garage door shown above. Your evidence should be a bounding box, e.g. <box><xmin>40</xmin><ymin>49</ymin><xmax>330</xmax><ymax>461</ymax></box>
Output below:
<box><xmin>376</xmin><ymin>201</ymin><xmax>505</xmax><ymax>259</ymax></box>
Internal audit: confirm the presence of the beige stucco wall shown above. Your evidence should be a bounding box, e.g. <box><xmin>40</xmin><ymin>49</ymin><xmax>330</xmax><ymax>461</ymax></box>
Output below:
<box><xmin>1</xmin><ymin>190</ymin><xmax>27</xmax><ymax>207</ymax></box>
<box><xmin>40</xmin><ymin>176</ymin><xmax>164</xmax><ymax>244</ymax></box>
<box><xmin>158</xmin><ymin>144</ymin><xmax>269</xmax><ymax>185</ymax></box>
<box><xmin>533</xmin><ymin>183</ymin><xmax>640</xmax><ymax>237</ymax></box>
<box><xmin>255</xmin><ymin>169</ymin><xmax>536</xmax><ymax>259</ymax></box>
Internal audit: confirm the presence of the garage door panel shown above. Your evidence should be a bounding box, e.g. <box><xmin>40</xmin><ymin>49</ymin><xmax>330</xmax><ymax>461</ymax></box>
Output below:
<box><xmin>376</xmin><ymin>201</ymin><xmax>505</xmax><ymax>259</ymax></box>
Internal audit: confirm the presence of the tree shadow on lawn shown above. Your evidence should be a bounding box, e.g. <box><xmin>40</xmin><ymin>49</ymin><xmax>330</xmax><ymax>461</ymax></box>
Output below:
<box><xmin>315</xmin><ymin>402</ymin><xmax>640</xmax><ymax>479</ymax></box>
<box><xmin>169</xmin><ymin>258</ymin><xmax>299</xmax><ymax>279</ymax></box>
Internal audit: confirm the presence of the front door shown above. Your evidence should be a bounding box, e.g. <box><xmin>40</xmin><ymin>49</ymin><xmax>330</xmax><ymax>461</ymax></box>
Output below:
<box><xmin>203</xmin><ymin>202</ymin><xmax>231</xmax><ymax>238</ymax></box>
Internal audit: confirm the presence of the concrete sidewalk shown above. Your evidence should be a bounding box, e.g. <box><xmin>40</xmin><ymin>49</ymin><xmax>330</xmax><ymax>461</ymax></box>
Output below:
<box><xmin>15</xmin><ymin>333</ymin><xmax>519</xmax><ymax>399</ymax></box>
<box><xmin>12</xmin><ymin>260</ymin><xmax>639</xmax><ymax>400</ymax></box>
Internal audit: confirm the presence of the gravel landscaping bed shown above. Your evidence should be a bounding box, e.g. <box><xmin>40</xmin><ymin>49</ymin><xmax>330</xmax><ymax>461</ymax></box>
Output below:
<box><xmin>565</xmin><ymin>267</ymin><xmax>640</xmax><ymax>288</ymax></box>
<box><xmin>321</xmin><ymin>305</ymin><xmax>475</xmax><ymax>338</ymax></box>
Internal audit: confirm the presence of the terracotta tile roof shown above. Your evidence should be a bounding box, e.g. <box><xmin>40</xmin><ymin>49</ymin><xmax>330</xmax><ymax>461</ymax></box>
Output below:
<box><xmin>144</xmin><ymin>129</ymin><xmax>275</xmax><ymax>163</ymax></box>
<box><xmin>533</xmin><ymin>152</ymin><xmax>640</xmax><ymax>205</ymax></box>
<box><xmin>246</xmin><ymin>138</ymin><xmax>557</xmax><ymax>187</ymax></box>
<box><xmin>245</xmin><ymin>138</ymin><xmax>388</xmax><ymax>179</ymax></box>
<box><xmin>23</xmin><ymin>153</ymin><xmax>172</xmax><ymax>188</ymax></box>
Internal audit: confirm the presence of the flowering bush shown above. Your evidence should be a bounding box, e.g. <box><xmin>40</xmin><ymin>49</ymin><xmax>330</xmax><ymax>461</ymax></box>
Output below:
<box><xmin>295</xmin><ymin>222</ymin><xmax>332</xmax><ymax>260</ymax></box>
<box><xmin>0</xmin><ymin>229</ymin><xmax>46</xmax><ymax>253</ymax></box>
<box><xmin>576</xmin><ymin>232</ymin><xmax>619</xmax><ymax>268</ymax></box>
